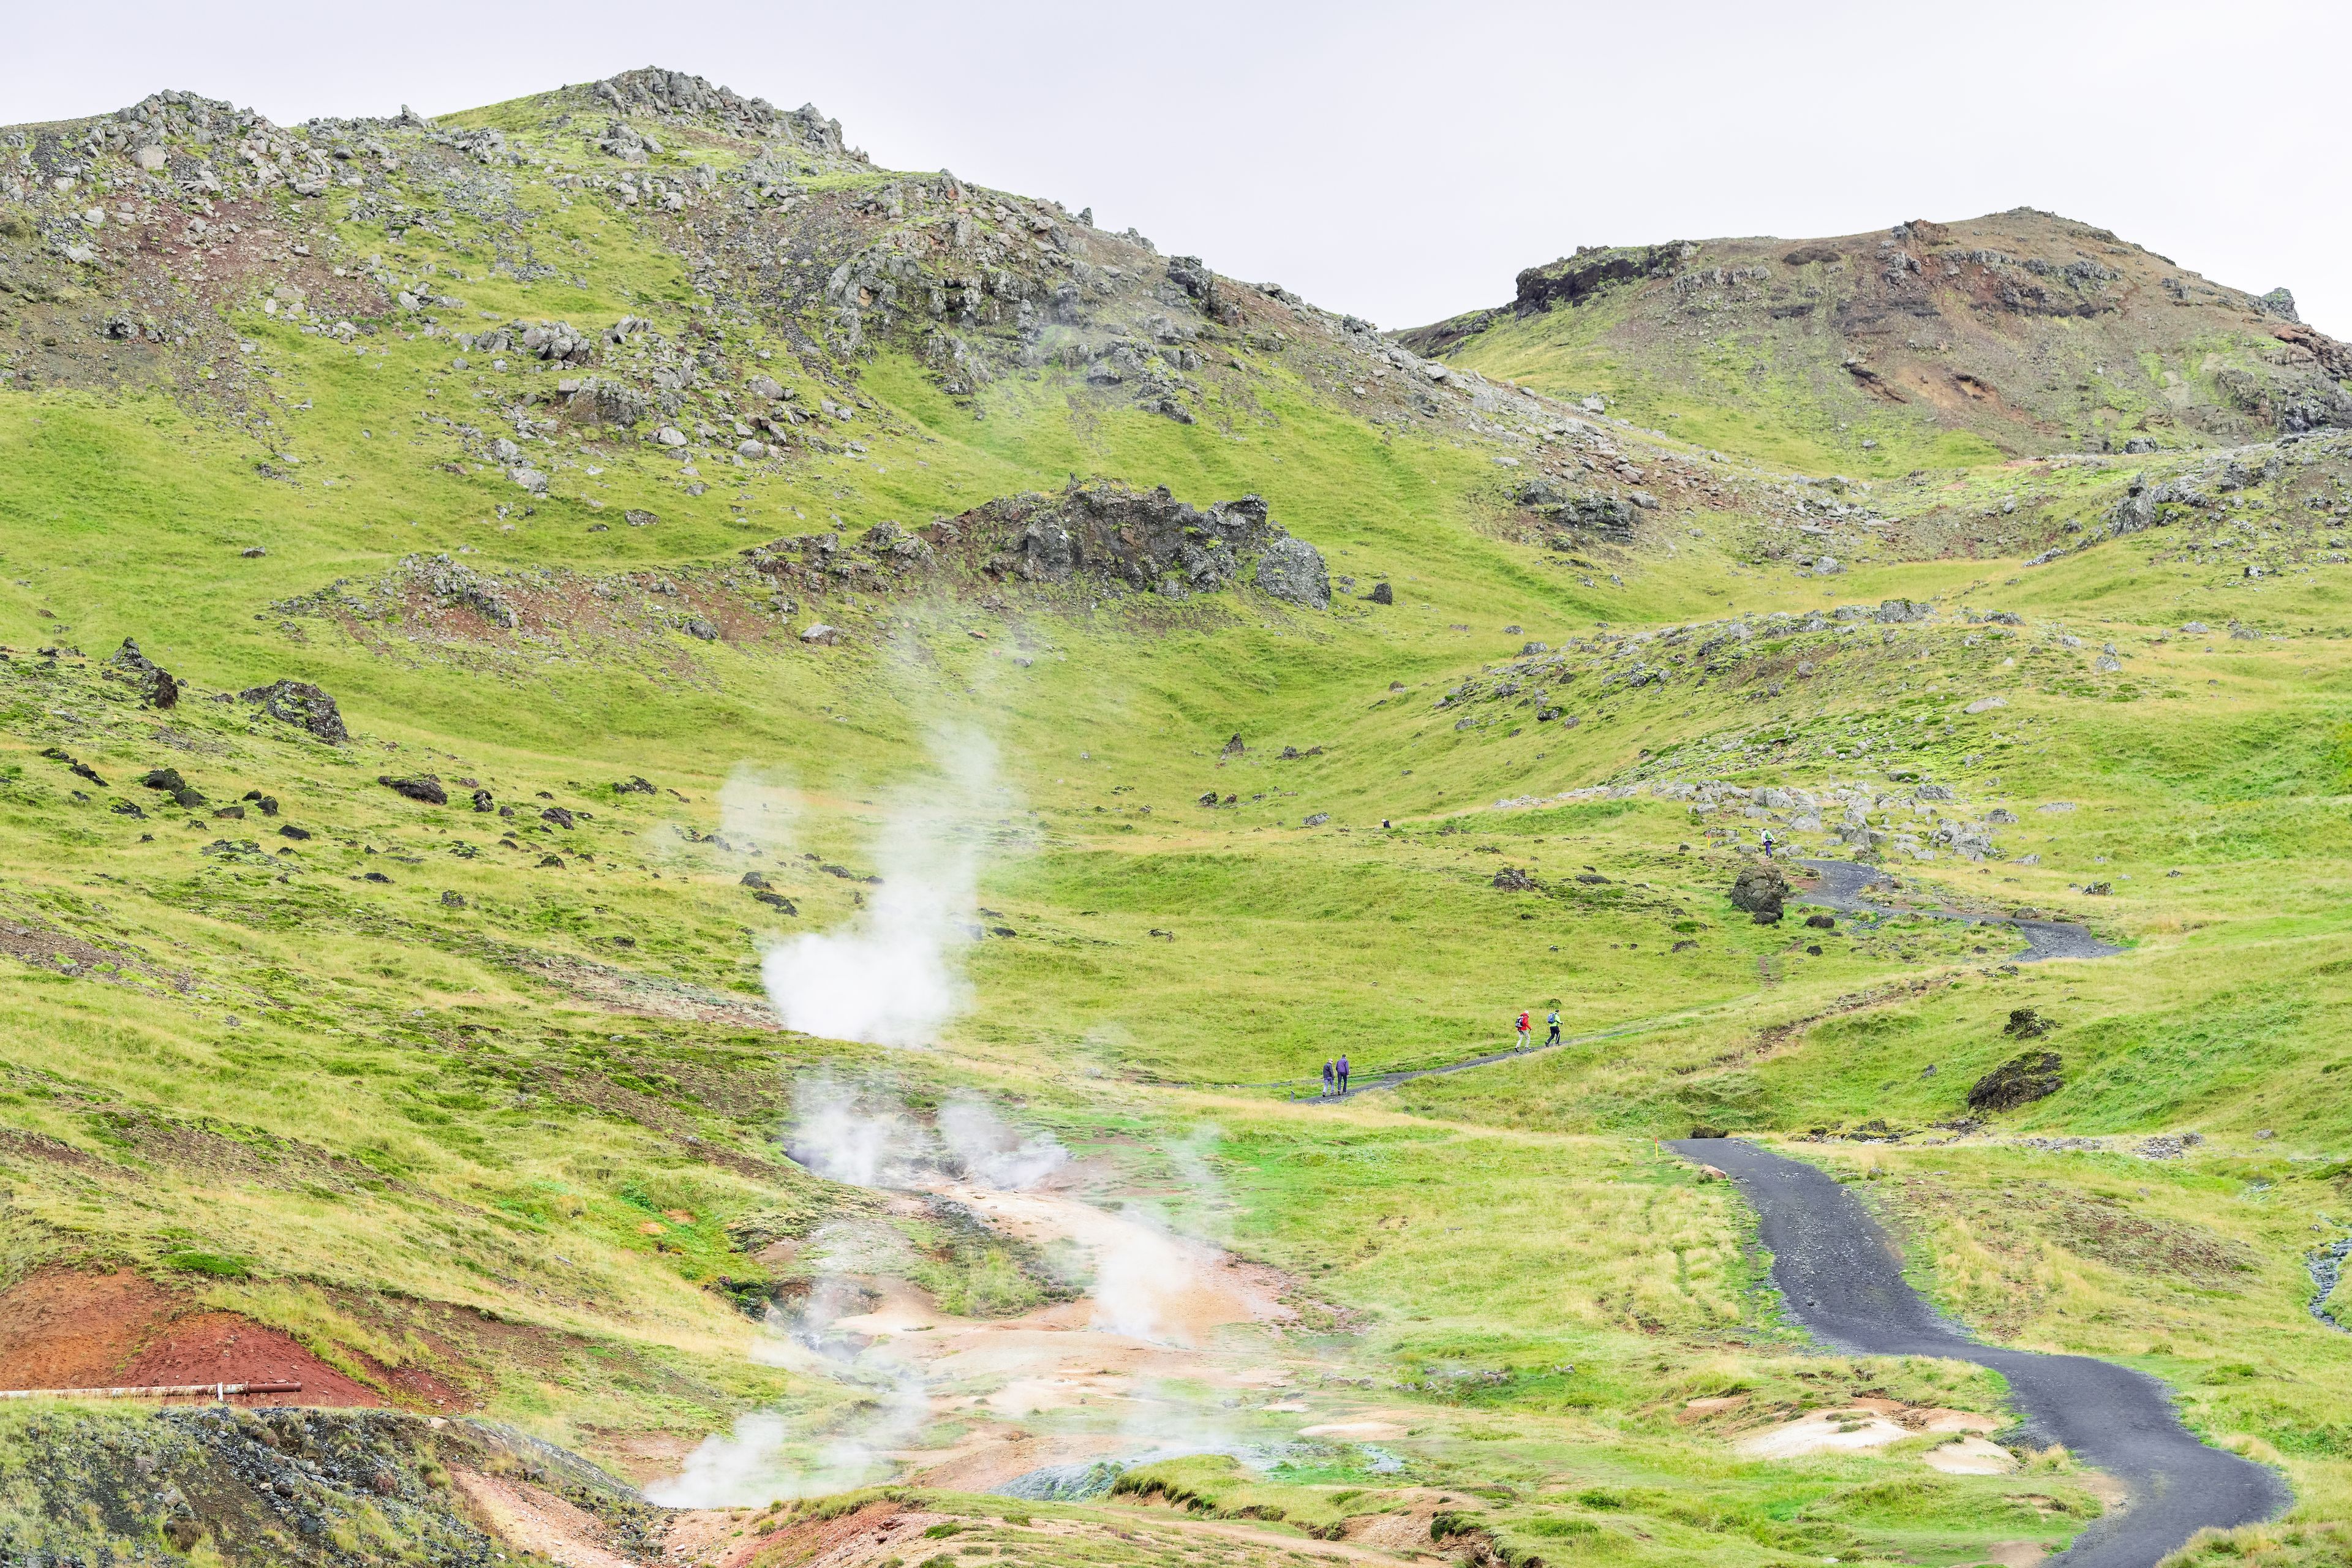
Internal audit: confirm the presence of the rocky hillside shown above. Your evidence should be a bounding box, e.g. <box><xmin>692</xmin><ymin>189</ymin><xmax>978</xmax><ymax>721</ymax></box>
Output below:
<box><xmin>1400</xmin><ymin>209</ymin><xmax>2352</xmax><ymax>472</ymax></box>
<box><xmin>4</xmin><ymin>67</ymin><xmax>2352</xmax><ymax>1568</ymax></box>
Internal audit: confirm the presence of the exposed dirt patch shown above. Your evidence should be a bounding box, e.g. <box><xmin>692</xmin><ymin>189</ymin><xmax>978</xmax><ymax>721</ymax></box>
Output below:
<box><xmin>455</xmin><ymin>1469</ymin><xmax>643</xmax><ymax>1568</ymax></box>
<box><xmin>0</xmin><ymin>911</ymin><xmax>190</xmax><ymax>994</ymax></box>
<box><xmin>0</xmin><ymin>1267</ymin><xmax>176</xmax><ymax>1390</ymax></box>
<box><xmin>1732</xmin><ymin>1399</ymin><xmax>1997</xmax><ymax>1458</ymax></box>
<box><xmin>0</xmin><ymin>1125</ymin><xmax>105</xmax><ymax>1169</ymax></box>
<box><xmin>0</xmin><ymin>1268</ymin><xmax>377</xmax><ymax>1404</ymax></box>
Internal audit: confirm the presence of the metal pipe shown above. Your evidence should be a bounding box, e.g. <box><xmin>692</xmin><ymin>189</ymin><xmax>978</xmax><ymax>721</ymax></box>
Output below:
<box><xmin>0</xmin><ymin>1380</ymin><xmax>302</xmax><ymax>1401</ymax></box>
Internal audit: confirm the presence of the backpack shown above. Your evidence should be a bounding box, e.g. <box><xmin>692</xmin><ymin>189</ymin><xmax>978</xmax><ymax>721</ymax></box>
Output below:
<box><xmin>1517</xmin><ymin>1012</ymin><xmax>1529</xmax><ymax>1030</ymax></box>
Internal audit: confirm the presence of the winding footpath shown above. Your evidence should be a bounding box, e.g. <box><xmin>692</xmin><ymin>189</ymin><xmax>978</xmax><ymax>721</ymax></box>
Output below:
<box><xmin>1666</xmin><ymin>1137</ymin><xmax>2287</xmax><ymax>1568</ymax></box>
<box><xmin>1294</xmin><ymin>859</ymin><xmax>2120</xmax><ymax>1101</ymax></box>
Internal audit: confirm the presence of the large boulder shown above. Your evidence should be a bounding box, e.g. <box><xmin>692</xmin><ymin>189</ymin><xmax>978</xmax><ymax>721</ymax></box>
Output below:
<box><xmin>1728</xmin><ymin>864</ymin><xmax>1789</xmax><ymax>923</ymax></box>
<box><xmin>1968</xmin><ymin>1050</ymin><xmax>2064</xmax><ymax>1112</ymax></box>
<box><xmin>240</xmin><ymin>680</ymin><xmax>347</xmax><ymax>744</ymax></box>
<box><xmin>1254</xmin><ymin>535</ymin><xmax>1330</xmax><ymax>609</ymax></box>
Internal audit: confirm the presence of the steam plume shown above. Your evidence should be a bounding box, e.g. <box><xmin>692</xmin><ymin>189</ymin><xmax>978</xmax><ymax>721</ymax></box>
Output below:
<box><xmin>760</xmin><ymin>729</ymin><xmax>1000</xmax><ymax>1047</ymax></box>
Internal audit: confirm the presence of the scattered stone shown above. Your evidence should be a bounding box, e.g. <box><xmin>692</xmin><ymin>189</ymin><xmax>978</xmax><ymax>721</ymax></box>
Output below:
<box><xmin>1223</xmin><ymin>734</ymin><xmax>1245</xmax><ymax>756</ymax></box>
<box><xmin>537</xmin><ymin>854</ymin><xmax>564</xmax><ymax>868</ymax></box>
<box><xmin>2003</xmin><ymin>1008</ymin><xmax>2052</xmax><ymax>1038</ymax></box>
<box><xmin>615</xmin><ymin>776</ymin><xmax>658</xmax><ymax>794</ymax></box>
<box><xmin>1492</xmin><ymin>866</ymin><xmax>1539</xmax><ymax>891</ymax></box>
<box><xmin>1967</xmin><ymin>1050</ymin><xmax>2064</xmax><ymax>1112</ymax></box>
<box><xmin>472</xmin><ymin>788</ymin><xmax>494</xmax><ymax>812</ymax></box>
<box><xmin>741</xmin><ymin>871</ymin><xmax>770</xmax><ymax>888</ymax></box>
<box><xmin>279</xmin><ymin>824</ymin><xmax>312</xmax><ymax>841</ymax></box>
<box><xmin>239</xmin><ymin>680</ymin><xmax>348</xmax><ymax>744</ymax></box>
<box><xmin>799</xmin><ymin>624</ymin><xmax>840</xmax><ymax>645</ymax></box>
<box><xmin>378</xmin><ymin>775</ymin><xmax>448</xmax><ymax>805</ymax></box>
<box><xmin>1366</xmin><ymin>581</ymin><xmax>1393</xmax><ymax>605</ymax></box>
<box><xmin>541</xmin><ymin>807</ymin><xmax>576</xmax><ymax>828</ymax></box>
<box><xmin>1804</xmin><ymin>913</ymin><xmax>1835</xmax><ymax>930</ymax></box>
<box><xmin>440</xmin><ymin>891</ymin><xmax>467</xmax><ymax>909</ymax></box>
<box><xmin>752</xmin><ymin>889</ymin><xmax>797</xmax><ymax>913</ymax></box>
<box><xmin>1963</xmin><ymin>696</ymin><xmax>2005</xmax><ymax>714</ymax></box>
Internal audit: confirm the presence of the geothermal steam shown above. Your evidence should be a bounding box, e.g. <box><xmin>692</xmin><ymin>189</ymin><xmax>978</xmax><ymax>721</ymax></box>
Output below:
<box><xmin>758</xmin><ymin>732</ymin><xmax>1000</xmax><ymax>1048</ymax></box>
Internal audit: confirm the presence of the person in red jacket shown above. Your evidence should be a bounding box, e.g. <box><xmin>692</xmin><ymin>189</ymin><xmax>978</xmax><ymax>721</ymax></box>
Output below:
<box><xmin>1515</xmin><ymin>1010</ymin><xmax>1531</xmax><ymax>1047</ymax></box>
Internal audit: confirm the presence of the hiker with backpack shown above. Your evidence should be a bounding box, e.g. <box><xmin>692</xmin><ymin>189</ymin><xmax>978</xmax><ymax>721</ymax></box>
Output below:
<box><xmin>1515</xmin><ymin>1010</ymin><xmax>1532</xmax><ymax>1048</ymax></box>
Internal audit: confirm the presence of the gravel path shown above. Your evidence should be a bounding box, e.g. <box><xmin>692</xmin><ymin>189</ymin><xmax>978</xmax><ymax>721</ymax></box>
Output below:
<box><xmin>1667</xmin><ymin>1137</ymin><xmax>2286</xmax><ymax>1568</ymax></box>
<box><xmin>1799</xmin><ymin>858</ymin><xmax>2124</xmax><ymax>963</ymax></box>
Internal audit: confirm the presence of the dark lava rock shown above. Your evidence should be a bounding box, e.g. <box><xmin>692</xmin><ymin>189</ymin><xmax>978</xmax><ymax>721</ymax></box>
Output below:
<box><xmin>614</xmin><ymin>775</ymin><xmax>657</xmax><ymax>794</ymax></box>
<box><xmin>102</xmin><ymin>637</ymin><xmax>179</xmax><ymax>708</ymax></box>
<box><xmin>1493</xmin><ymin>866</ymin><xmax>1539</xmax><ymax>891</ymax></box>
<box><xmin>140</xmin><ymin>767</ymin><xmax>189</xmax><ymax>793</ymax></box>
<box><xmin>278</xmin><ymin>824</ymin><xmax>312</xmax><ymax>840</ymax></box>
<box><xmin>541</xmin><ymin>806</ymin><xmax>576</xmax><ymax>828</ymax></box>
<box><xmin>1729</xmin><ymin>865</ymin><xmax>1790</xmax><ymax>922</ymax></box>
<box><xmin>441</xmin><ymin>891</ymin><xmax>467</xmax><ymax>909</ymax></box>
<box><xmin>172</xmin><ymin>786</ymin><xmax>207</xmax><ymax>809</ymax></box>
<box><xmin>1804</xmin><ymin>913</ymin><xmax>1836</xmax><ymax>929</ymax></box>
<box><xmin>241</xmin><ymin>680</ymin><xmax>348</xmax><ymax>744</ymax></box>
<box><xmin>2003</xmin><ymin>1007</ymin><xmax>2052</xmax><ymax>1038</ymax></box>
<box><xmin>1366</xmin><ymin>580</ymin><xmax>1393</xmax><ymax>605</ymax></box>
<box><xmin>471</xmin><ymin>788</ymin><xmax>494</xmax><ymax>812</ymax></box>
<box><xmin>752</xmin><ymin>889</ymin><xmax>797</xmax><ymax>913</ymax></box>
<box><xmin>1223</xmin><ymin>734</ymin><xmax>1245</xmax><ymax>756</ymax></box>
<box><xmin>537</xmin><ymin>854</ymin><xmax>564</xmax><ymax>868</ymax></box>
<box><xmin>741</xmin><ymin>871</ymin><xmax>771</xmax><ymax>888</ymax></box>
<box><xmin>1968</xmin><ymin>1050</ymin><xmax>2065</xmax><ymax>1112</ymax></box>
<box><xmin>894</xmin><ymin>482</ymin><xmax>1329</xmax><ymax>606</ymax></box>
<box><xmin>379</xmin><ymin>775</ymin><xmax>448</xmax><ymax>805</ymax></box>
<box><xmin>362</xmin><ymin>871</ymin><xmax>392</xmax><ymax>884</ymax></box>
<box><xmin>110</xmin><ymin>799</ymin><xmax>144</xmax><ymax>818</ymax></box>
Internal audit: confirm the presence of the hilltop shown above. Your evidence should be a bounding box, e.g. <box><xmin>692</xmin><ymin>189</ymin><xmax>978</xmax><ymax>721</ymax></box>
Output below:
<box><xmin>0</xmin><ymin>69</ymin><xmax>2348</xmax><ymax>1568</ymax></box>
<box><xmin>1400</xmin><ymin>209</ymin><xmax>2352</xmax><ymax>473</ymax></box>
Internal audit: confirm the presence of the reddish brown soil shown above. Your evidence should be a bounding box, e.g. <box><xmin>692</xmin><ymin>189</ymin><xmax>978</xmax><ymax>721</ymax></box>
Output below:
<box><xmin>0</xmin><ymin>1267</ymin><xmax>462</xmax><ymax>1409</ymax></box>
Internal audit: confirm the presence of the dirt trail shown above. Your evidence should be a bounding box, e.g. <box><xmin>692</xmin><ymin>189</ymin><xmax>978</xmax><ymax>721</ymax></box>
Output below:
<box><xmin>1277</xmin><ymin>856</ymin><xmax>2125</xmax><ymax>1102</ymax></box>
<box><xmin>1798</xmin><ymin>858</ymin><xmax>2124</xmax><ymax>962</ymax></box>
<box><xmin>1666</xmin><ymin>1137</ymin><xmax>2285</xmax><ymax>1568</ymax></box>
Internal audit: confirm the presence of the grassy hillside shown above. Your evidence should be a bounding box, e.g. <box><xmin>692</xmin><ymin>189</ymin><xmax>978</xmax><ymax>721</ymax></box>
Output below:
<box><xmin>0</xmin><ymin>70</ymin><xmax>2348</xmax><ymax>1568</ymax></box>
<box><xmin>1400</xmin><ymin>213</ymin><xmax>2352</xmax><ymax>476</ymax></box>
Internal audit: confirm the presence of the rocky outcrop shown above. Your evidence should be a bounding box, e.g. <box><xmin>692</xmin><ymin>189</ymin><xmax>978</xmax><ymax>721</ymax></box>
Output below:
<box><xmin>1512</xmin><ymin>478</ymin><xmax>1636</xmax><ymax>535</ymax></box>
<box><xmin>1512</xmin><ymin>242</ymin><xmax>1695</xmax><ymax>315</ymax></box>
<box><xmin>102</xmin><ymin>638</ymin><xmax>178</xmax><ymax>708</ymax></box>
<box><xmin>1968</xmin><ymin>1049</ymin><xmax>2064</xmax><ymax>1111</ymax></box>
<box><xmin>744</xmin><ymin>484</ymin><xmax>1329</xmax><ymax>609</ymax></box>
<box><xmin>239</xmin><ymin>680</ymin><xmax>347</xmax><ymax>744</ymax></box>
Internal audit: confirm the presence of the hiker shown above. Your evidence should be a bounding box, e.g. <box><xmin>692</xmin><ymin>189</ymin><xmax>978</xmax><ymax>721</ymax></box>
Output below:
<box><xmin>1515</xmin><ymin>1010</ymin><xmax>1531</xmax><ymax>1047</ymax></box>
<box><xmin>1321</xmin><ymin>1059</ymin><xmax>1335</xmax><ymax>1098</ymax></box>
<box><xmin>1760</xmin><ymin>828</ymin><xmax>1775</xmax><ymax>860</ymax></box>
<box><xmin>1546</xmin><ymin>1007</ymin><xmax>1561</xmax><ymax>1046</ymax></box>
<box><xmin>1338</xmin><ymin>1054</ymin><xmax>1351</xmax><ymax>1093</ymax></box>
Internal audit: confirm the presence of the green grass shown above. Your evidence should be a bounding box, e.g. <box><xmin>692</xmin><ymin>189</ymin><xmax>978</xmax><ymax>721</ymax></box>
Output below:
<box><xmin>2</xmin><ymin>77</ymin><xmax>2351</xmax><ymax>1568</ymax></box>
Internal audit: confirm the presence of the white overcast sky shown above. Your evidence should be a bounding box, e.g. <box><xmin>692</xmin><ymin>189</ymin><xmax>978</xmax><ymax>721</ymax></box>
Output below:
<box><xmin>9</xmin><ymin>1</ymin><xmax>2346</xmax><ymax>336</ymax></box>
